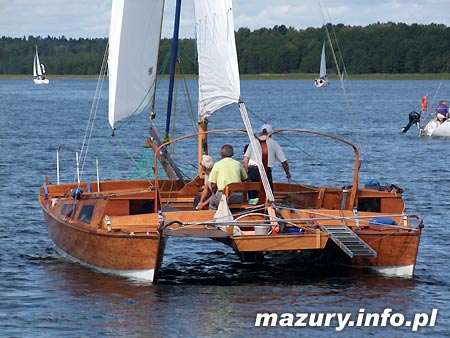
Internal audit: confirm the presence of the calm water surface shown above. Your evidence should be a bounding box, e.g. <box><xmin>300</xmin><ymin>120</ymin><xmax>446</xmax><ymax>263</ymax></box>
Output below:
<box><xmin>1</xmin><ymin>78</ymin><xmax>449</xmax><ymax>337</ymax></box>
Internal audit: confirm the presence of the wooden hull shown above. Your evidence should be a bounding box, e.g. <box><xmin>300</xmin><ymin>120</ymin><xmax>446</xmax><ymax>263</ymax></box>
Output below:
<box><xmin>42</xmin><ymin>211</ymin><xmax>163</xmax><ymax>281</ymax></box>
<box><xmin>40</xmin><ymin>181</ymin><xmax>165</xmax><ymax>283</ymax></box>
<box><xmin>325</xmin><ymin>229</ymin><xmax>422</xmax><ymax>277</ymax></box>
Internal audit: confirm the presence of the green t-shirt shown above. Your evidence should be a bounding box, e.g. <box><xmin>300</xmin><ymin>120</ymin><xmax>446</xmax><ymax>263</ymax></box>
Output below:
<box><xmin>208</xmin><ymin>157</ymin><xmax>247</xmax><ymax>191</ymax></box>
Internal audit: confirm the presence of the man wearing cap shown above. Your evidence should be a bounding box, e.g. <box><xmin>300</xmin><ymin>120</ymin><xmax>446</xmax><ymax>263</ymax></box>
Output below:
<box><xmin>243</xmin><ymin>124</ymin><xmax>291</xmax><ymax>198</ymax></box>
<box><xmin>193</xmin><ymin>155</ymin><xmax>214</xmax><ymax>210</ymax></box>
<box><xmin>208</xmin><ymin>144</ymin><xmax>248</xmax><ymax>210</ymax></box>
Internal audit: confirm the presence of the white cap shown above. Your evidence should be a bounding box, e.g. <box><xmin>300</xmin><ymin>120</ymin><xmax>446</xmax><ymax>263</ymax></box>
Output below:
<box><xmin>201</xmin><ymin>155</ymin><xmax>214</xmax><ymax>169</ymax></box>
<box><xmin>260</xmin><ymin>124</ymin><xmax>273</xmax><ymax>133</ymax></box>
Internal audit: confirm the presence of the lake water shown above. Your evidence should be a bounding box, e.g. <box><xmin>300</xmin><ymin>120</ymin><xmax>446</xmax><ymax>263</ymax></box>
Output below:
<box><xmin>1</xmin><ymin>78</ymin><xmax>449</xmax><ymax>337</ymax></box>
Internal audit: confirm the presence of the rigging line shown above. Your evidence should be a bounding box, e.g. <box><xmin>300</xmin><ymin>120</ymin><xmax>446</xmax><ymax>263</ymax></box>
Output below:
<box><xmin>78</xmin><ymin>42</ymin><xmax>109</xmax><ymax>182</ymax></box>
<box><xmin>421</xmin><ymin>59</ymin><xmax>450</xmax><ymax>124</ymax></box>
<box><xmin>113</xmin><ymin>134</ymin><xmax>156</xmax><ymax>186</ymax></box>
<box><xmin>177</xmin><ymin>52</ymin><xmax>198</xmax><ymax>130</ymax></box>
<box><xmin>284</xmin><ymin>178</ymin><xmax>322</xmax><ymax>191</ymax></box>
<box><xmin>244</xmin><ymin>106</ymin><xmax>320</xmax><ymax>162</ymax></box>
<box><xmin>180</xmin><ymin>76</ymin><xmax>198</xmax><ymax>130</ymax></box>
<box><xmin>324</xmin><ymin>7</ymin><xmax>348</xmax><ymax>82</ymax></box>
<box><xmin>318</xmin><ymin>0</ymin><xmax>348</xmax><ymax>83</ymax></box>
<box><xmin>318</xmin><ymin>0</ymin><xmax>370</xmax><ymax>177</ymax></box>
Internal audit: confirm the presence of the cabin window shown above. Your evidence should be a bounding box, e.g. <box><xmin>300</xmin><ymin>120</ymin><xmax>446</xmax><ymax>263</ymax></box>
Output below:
<box><xmin>130</xmin><ymin>199</ymin><xmax>155</xmax><ymax>215</ymax></box>
<box><xmin>61</xmin><ymin>203</ymin><xmax>77</xmax><ymax>217</ymax></box>
<box><xmin>78</xmin><ymin>205</ymin><xmax>95</xmax><ymax>224</ymax></box>
<box><xmin>358</xmin><ymin>198</ymin><xmax>381</xmax><ymax>212</ymax></box>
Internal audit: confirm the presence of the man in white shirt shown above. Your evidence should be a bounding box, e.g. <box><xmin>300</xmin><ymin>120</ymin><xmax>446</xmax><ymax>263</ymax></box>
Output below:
<box><xmin>243</xmin><ymin>124</ymin><xmax>291</xmax><ymax>198</ymax></box>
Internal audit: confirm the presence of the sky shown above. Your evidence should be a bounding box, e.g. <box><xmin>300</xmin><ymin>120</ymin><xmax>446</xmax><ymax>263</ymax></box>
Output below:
<box><xmin>1</xmin><ymin>0</ymin><xmax>449</xmax><ymax>39</ymax></box>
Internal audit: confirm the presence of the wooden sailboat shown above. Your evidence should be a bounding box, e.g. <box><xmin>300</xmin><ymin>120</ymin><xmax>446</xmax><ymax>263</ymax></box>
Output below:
<box><xmin>314</xmin><ymin>42</ymin><xmax>329</xmax><ymax>87</ymax></box>
<box><xmin>33</xmin><ymin>46</ymin><xmax>49</xmax><ymax>84</ymax></box>
<box><xmin>39</xmin><ymin>0</ymin><xmax>423</xmax><ymax>283</ymax></box>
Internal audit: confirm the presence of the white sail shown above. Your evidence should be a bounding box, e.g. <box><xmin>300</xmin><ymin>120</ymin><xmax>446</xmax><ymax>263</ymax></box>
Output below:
<box><xmin>108</xmin><ymin>0</ymin><xmax>165</xmax><ymax>129</ymax></box>
<box><xmin>33</xmin><ymin>46</ymin><xmax>42</xmax><ymax>77</ymax></box>
<box><xmin>33</xmin><ymin>54</ymin><xmax>38</xmax><ymax>77</ymax></box>
<box><xmin>319</xmin><ymin>42</ymin><xmax>327</xmax><ymax>80</ymax></box>
<box><xmin>194</xmin><ymin>0</ymin><xmax>241</xmax><ymax>121</ymax></box>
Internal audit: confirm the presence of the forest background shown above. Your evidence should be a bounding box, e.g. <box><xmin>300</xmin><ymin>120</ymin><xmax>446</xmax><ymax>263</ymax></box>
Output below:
<box><xmin>1</xmin><ymin>22</ymin><xmax>449</xmax><ymax>76</ymax></box>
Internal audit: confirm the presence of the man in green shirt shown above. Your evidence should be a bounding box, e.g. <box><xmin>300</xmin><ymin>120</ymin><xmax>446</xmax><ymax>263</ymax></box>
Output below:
<box><xmin>208</xmin><ymin>144</ymin><xmax>248</xmax><ymax>210</ymax></box>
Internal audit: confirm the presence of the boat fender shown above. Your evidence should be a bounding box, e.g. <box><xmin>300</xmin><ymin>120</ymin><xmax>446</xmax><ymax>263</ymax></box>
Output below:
<box><xmin>283</xmin><ymin>227</ymin><xmax>303</xmax><ymax>234</ymax></box>
<box><xmin>369</xmin><ymin>217</ymin><xmax>397</xmax><ymax>226</ymax></box>
<box><xmin>71</xmin><ymin>187</ymin><xmax>83</xmax><ymax>199</ymax></box>
<box><xmin>421</xmin><ymin>96</ymin><xmax>428</xmax><ymax>111</ymax></box>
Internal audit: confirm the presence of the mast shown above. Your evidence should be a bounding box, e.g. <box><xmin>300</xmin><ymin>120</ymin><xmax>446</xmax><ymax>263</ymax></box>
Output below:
<box><xmin>144</xmin><ymin>0</ymin><xmax>184</xmax><ymax>182</ymax></box>
<box><xmin>164</xmin><ymin>0</ymin><xmax>182</xmax><ymax>143</ymax></box>
<box><xmin>197</xmin><ymin>119</ymin><xmax>208</xmax><ymax>175</ymax></box>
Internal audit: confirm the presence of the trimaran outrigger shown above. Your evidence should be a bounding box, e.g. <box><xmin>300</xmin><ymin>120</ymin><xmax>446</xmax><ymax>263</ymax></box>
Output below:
<box><xmin>39</xmin><ymin>0</ymin><xmax>423</xmax><ymax>283</ymax></box>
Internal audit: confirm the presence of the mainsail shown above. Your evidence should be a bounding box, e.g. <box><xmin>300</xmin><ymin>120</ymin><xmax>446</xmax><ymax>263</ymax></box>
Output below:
<box><xmin>33</xmin><ymin>46</ymin><xmax>42</xmax><ymax>77</ymax></box>
<box><xmin>194</xmin><ymin>0</ymin><xmax>241</xmax><ymax>121</ymax></box>
<box><xmin>319</xmin><ymin>42</ymin><xmax>327</xmax><ymax>80</ymax></box>
<box><xmin>108</xmin><ymin>0</ymin><xmax>165</xmax><ymax>129</ymax></box>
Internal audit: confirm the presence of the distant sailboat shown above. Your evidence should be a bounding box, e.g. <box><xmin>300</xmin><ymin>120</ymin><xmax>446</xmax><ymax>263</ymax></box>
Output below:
<box><xmin>33</xmin><ymin>46</ymin><xmax>49</xmax><ymax>84</ymax></box>
<box><xmin>314</xmin><ymin>42</ymin><xmax>329</xmax><ymax>87</ymax></box>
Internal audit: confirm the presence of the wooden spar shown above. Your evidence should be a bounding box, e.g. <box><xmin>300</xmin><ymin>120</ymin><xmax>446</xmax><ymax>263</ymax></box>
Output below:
<box><xmin>145</xmin><ymin>127</ymin><xmax>185</xmax><ymax>183</ymax></box>
<box><xmin>198</xmin><ymin>120</ymin><xmax>208</xmax><ymax>175</ymax></box>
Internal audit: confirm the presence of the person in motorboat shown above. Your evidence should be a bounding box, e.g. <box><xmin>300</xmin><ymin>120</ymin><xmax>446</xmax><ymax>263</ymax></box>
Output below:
<box><xmin>193</xmin><ymin>155</ymin><xmax>214</xmax><ymax>210</ymax></box>
<box><xmin>243</xmin><ymin>124</ymin><xmax>291</xmax><ymax>199</ymax></box>
<box><xmin>436</xmin><ymin>99</ymin><xmax>449</xmax><ymax>123</ymax></box>
<box><xmin>208</xmin><ymin>144</ymin><xmax>248</xmax><ymax>210</ymax></box>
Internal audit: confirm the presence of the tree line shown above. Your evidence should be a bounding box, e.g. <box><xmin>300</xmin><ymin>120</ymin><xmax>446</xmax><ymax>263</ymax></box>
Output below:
<box><xmin>1</xmin><ymin>22</ymin><xmax>449</xmax><ymax>76</ymax></box>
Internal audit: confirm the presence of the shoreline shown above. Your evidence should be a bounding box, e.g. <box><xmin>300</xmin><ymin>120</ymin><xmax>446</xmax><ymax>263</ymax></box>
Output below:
<box><xmin>2</xmin><ymin>73</ymin><xmax>450</xmax><ymax>80</ymax></box>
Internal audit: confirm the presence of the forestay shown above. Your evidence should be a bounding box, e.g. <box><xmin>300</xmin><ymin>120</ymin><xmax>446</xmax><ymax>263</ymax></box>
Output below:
<box><xmin>194</xmin><ymin>0</ymin><xmax>241</xmax><ymax>121</ymax></box>
<box><xmin>108</xmin><ymin>0</ymin><xmax>165</xmax><ymax>129</ymax></box>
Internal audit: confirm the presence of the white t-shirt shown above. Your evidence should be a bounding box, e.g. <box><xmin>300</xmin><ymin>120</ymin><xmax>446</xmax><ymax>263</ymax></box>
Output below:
<box><xmin>244</xmin><ymin>136</ymin><xmax>287</xmax><ymax>168</ymax></box>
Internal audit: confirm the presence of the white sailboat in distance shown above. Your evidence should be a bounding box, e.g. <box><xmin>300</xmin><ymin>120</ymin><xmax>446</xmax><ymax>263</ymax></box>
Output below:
<box><xmin>314</xmin><ymin>42</ymin><xmax>329</xmax><ymax>87</ymax></box>
<box><xmin>33</xmin><ymin>46</ymin><xmax>49</xmax><ymax>84</ymax></box>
